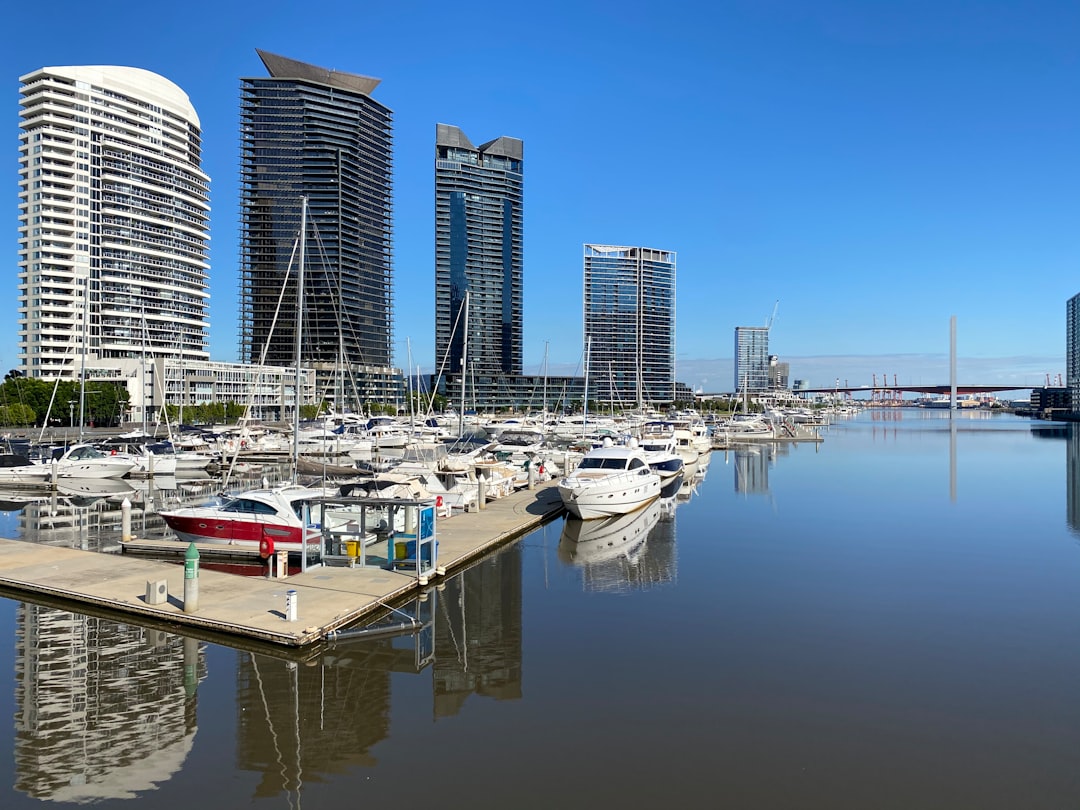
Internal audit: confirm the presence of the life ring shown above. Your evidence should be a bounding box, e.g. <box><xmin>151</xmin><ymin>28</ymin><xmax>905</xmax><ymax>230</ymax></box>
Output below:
<box><xmin>240</xmin><ymin>438</ymin><xmax>249</xmax><ymax>450</ymax></box>
<box><xmin>259</xmin><ymin>537</ymin><xmax>274</xmax><ymax>558</ymax></box>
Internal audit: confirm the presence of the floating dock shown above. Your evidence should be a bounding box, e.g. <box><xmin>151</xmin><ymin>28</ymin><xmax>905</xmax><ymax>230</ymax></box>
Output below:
<box><xmin>0</xmin><ymin>481</ymin><xmax>566</xmax><ymax>647</ymax></box>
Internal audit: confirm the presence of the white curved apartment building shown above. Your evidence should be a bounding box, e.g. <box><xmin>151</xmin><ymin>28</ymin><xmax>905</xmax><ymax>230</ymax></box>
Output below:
<box><xmin>17</xmin><ymin>65</ymin><xmax>210</xmax><ymax>379</ymax></box>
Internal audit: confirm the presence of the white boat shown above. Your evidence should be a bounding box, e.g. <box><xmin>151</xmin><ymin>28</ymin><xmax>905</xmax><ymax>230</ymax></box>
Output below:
<box><xmin>637</xmin><ymin>422</ymin><xmax>686</xmax><ymax>483</ymax></box>
<box><xmin>46</xmin><ymin>443</ymin><xmax>138</xmax><ymax>479</ymax></box>
<box><xmin>712</xmin><ymin>416</ymin><xmax>775</xmax><ymax>445</ymax></box>
<box><xmin>557</xmin><ymin>440</ymin><xmax>661</xmax><ymax>520</ymax></box>
<box><xmin>97</xmin><ymin>438</ymin><xmax>177</xmax><ymax>476</ymax></box>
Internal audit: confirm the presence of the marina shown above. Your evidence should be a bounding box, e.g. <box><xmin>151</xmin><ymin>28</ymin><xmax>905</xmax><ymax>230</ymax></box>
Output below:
<box><xmin>3</xmin><ymin>411</ymin><xmax>1080</xmax><ymax>807</ymax></box>
<box><xmin>0</xmin><ymin>479</ymin><xmax>566</xmax><ymax>646</ymax></box>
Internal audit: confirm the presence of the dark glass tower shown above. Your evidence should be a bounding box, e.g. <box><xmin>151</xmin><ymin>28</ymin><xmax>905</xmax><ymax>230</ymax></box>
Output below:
<box><xmin>240</xmin><ymin>50</ymin><xmax>397</xmax><ymax>406</ymax></box>
<box><xmin>434</xmin><ymin>125</ymin><xmax>523</xmax><ymax>397</ymax></box>
<box><xmin>583</xmin><ymin>245</ymin><xmax>676</xmax><ymax>406</ymax></box>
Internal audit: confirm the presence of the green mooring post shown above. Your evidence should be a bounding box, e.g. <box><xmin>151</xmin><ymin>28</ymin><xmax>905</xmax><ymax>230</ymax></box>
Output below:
<box><xmin>184</xmin><ymin>542</ymin><xmax>200</xmax><ymax>613</ymax></box>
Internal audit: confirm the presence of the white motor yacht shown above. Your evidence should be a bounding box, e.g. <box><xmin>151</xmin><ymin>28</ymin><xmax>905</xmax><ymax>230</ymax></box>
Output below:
<box><xmin>557</xmin><ymin>440</ymin><xmax>661</xmax><ymax>520</ymax></box>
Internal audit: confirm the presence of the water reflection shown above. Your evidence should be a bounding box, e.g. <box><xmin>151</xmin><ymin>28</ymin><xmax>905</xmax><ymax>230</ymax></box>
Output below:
<box><xmin>14</xmin><ymin>604</ymin><xmax>205</xmax><ymax>802</ymax></box>
<box><xmin>1067</xmin><ymin>426</ymin><xmax>1080</xmax><ymax>538</ymax></box>
<box><xmin>433</xmin><ymin>543</ymin><xmax>523</xmax><ymax>716</ymax></box>
<box><xmin>558</xmin><ymin>470</ymin><xmax>690</xmax><ymax>594</ymax></box>
<box><xmin>236</xmin><ymin>650</ymin><xmax>392</xmax><ymax>793</ymax></box>
<box><xmin>0</xmin><ymin>465</ymin><xmax>288</xmax><ymax>552</ymax></box>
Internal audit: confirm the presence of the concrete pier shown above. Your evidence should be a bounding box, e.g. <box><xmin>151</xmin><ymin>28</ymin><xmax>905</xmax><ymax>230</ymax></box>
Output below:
<box><xmin>0</xmin><ymin>481</ymin><xmax>566</xmax><ymax>647</ymax></box>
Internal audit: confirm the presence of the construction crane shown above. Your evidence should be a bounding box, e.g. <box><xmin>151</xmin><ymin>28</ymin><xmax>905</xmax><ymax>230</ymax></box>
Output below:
<box><xmin>765</xmin><ymin>300</ymin><xmax>779</xmax><ymax>330</ymax></box>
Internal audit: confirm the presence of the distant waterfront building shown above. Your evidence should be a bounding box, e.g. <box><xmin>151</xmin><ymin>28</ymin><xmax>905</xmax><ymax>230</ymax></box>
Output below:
<box><xmin>734</xmin><ymin>326</ymin><xmax>769</xmax><ymax>393</ymax></box>
<box><xmin>240</xmin><ymin>50</ymin><xmax>400</xmax><ymax>407</ymax></box>
<box><xmin>1067</xmin><ymin>293</ymin><xmax>1080</xmax><ymax>412</ymax></box>
<box><xmin>582</xmin><ymin>245</ymin><xmax>676</xmax><ymax>406</ymax></box>
<box><xmin>17</xmin><ymin>65</ymin><xmax>210</xmax><ymax>379</ymax></box>
<box><xmin>435</xmin><ymin>125</ymin><xmax>523</xmax><ymax>385</ymax></box>
<box><xmin>768</xmin><ymin>356</ymin><xmax>790</xmax><ymax>390</ymax></box>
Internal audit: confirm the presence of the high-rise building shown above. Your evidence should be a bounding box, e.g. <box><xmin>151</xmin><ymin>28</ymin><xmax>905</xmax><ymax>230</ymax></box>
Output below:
<box><xmin>768</xmin><ymin>355</ymin><xmax>790</xmax><ymax>390</ymax></box>
<box><xmin>1068</xmin><ymin>293</ymin><xmax>1080</xmax><ymax>413</ymax></box>
<box><xmin>434</xmin><ymin>124</ymin><xmax>523</xmax><ymax>399</ymax></box>
<box><xmin>17</xmin><ymin>66</ymin><xmax>210</xmax><ymax>379</ymax></box>
<box><xmin>240</xmin><ymin>50</ymin><xmax>398</xmax><ymax>407</ymax></box>
<box><xmin>734</xmin><ymin>326</ymin><xmax>770</xmax><ymax>393</ymax></box>
<box><xmin>582</xmin><ymin>245</ymin><xmax>676</xmax><ymax>406</ymax></box>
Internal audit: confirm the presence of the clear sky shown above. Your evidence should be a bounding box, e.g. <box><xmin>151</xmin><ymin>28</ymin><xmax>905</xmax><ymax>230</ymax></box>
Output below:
<box><xmin>6</xmin><ymin>0</ymin><xmax>1078</xmax><ymax>391</ymax></box>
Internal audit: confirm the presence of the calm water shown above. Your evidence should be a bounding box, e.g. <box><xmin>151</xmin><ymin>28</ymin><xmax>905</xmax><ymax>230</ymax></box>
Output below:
<box><xmin>2</xmin><ymin>410</ymin><xmax>1080</xmax><ymax>808</ymax></box>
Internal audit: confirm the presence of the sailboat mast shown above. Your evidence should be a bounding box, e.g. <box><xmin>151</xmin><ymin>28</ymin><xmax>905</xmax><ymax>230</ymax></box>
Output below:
<box><xmin>459</xmin><ymin>290</ymin><xmax>469</xmax><ymax>438</ymax></box>
<box><xmin>583</xmin><ymin>336</ymin><xmax>590</xmax><ymax>438</ymax></box>
<box><xmin>78</xmin><ymin>275</ymin><xmax>89</xmax><ymax>440</ymax></box>
<box><xmin>292</xmin><ymin>197</ymin><xmax>308</xmax><ymax>476</ymax></box>
<box><xmin>542</xmin><ymin>340</ymin><xmax>549</xmax><ymax>421</ymax></box>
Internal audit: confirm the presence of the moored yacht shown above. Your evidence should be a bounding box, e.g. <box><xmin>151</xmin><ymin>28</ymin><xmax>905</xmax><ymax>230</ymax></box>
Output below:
<box><xmin>557</xmin><ymin>440</ymin><xmax>661</xmax><ymax>520</ymax></box>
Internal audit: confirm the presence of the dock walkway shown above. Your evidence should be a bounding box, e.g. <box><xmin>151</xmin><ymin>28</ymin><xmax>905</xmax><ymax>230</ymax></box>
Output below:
<box><xmin>0</xmin><ymin>481</ymin><xmax>565</xmax><ymax>647</ymax></box>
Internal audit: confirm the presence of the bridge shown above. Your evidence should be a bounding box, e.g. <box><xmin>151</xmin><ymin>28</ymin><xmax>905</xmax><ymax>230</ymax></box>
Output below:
<box><xmin>795</xmin><ymin>384</ymin><xmax>1034</xmax><ymax>396</ymax></box>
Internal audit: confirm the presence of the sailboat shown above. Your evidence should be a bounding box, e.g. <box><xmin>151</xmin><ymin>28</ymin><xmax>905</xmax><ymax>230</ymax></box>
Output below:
<box><xmin>161</xmin><ymin>198</ymin><xmax>340</xmax><ymax>550</ymax></box>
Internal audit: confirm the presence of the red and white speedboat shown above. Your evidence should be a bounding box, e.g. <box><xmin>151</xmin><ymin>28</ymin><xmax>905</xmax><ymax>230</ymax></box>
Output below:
<box><xmin>160</xmin><ymin>484</ymin><xmax>332</xmax><ymax>549</ymax></box>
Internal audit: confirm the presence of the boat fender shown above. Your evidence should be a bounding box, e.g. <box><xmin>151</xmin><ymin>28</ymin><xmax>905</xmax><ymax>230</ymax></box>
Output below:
<box><xmin>436</xmin><ymin>495</ymin><xmax>444</xmax><ymax>508</ymax></box>
<box><xmin>259</xmin><ymin>537</ymin><xmax>274</xmax><ymax>558</ymax></box>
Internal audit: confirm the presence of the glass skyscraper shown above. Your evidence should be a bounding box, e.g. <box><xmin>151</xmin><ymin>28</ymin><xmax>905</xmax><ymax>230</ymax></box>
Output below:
<box><xmin>1067</xmin><ymin>293</ymin><xmax>1080</xmax><ymax>412</ymax></box>
<box><xmin>734</xmin><ymin>326</ymin><xmax>770</xmax><ymax>393</ymax></box>
<box><xmin>240</xmin><ymin>50</ymin><xmax>398</xmax><ymax>406</ymax></box>
<box><xmin>17</xmin><ymin>65</ymin><xmax>210</xmax><ymax>379</ymax></box>
<box><xmin>434</xmin><ymin>124</ymin><xmax>523</xmax><ymax>400</ymax></box>
<box><xmin>582</xmin><ymin>245</ymin><xmax>676</xmax><ymax>406</ymax></box>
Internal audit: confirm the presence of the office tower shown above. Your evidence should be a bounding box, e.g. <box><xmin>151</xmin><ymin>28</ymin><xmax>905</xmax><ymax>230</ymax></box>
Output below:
<box><xmin>582</xmin><ymin>245</ymin><xmax>676</xmax><ymax>406</ymax></box>
<box><xmin>734</xmin><ymin>326</ymin><xmax>770</xmax><ymax>393</ymax></box>
<box><xmin>434</xmin><ymin>125</ymin><xmax>523</xmax><ymax>392</ymax></box>
<box><xmin>1068</xmin><ymin>293</ymin><xmax>1080</xmax><ymax>413</ymax></box>
<box><xmin>17</xmin><ymin>65</ymin><xmax>210</xmax><ymax>379</ymax></box>
<box><xmin>240</xmin><ymin>50</ymin><xmax>397</xmax><ymax>406</ymax></box>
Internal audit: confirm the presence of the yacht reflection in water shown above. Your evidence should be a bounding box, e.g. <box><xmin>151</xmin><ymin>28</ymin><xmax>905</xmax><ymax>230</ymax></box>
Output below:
<box><xmin>13</xmin><ymin>604</ymin><xmax>205</xmax><ymax>802</ymax></box>
<box><xmin>558</xmin><ymin>496</ymin><xmax>678</xmax><ymax>593</ymax></box>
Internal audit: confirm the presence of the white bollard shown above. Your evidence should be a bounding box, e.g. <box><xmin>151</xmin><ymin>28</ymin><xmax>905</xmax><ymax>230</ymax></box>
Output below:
<box><xmin>121</xmin><ymin>497</ymin><xmax>132</xmax><ymax>543</ymax></box>
<box><xmin>478</xmin><ymin>476</ymin><xmax>487</xmax><ymax>510</ymax></box>
<box><xmin>285</xmin><ymin>589</ymin><xmax>298</xmax><ymax>622</ymax></box>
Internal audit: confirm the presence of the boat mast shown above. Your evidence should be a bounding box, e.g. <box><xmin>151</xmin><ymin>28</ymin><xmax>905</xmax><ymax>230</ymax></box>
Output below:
<box><xmin>542</xmin><ymin>340</ymin><xmax>549</xmax><ymax>423</ymax></box>
<box><xmin>458</xmin><ymin>290</ymin><xmax>469</xmax><ymax>439</ymax></box>
<box><xmin>583</xmin><ymin>336</ymin><xmax>591</xmax><ymax>438</ymax></box>
<box><xmin>292</xmin><ymin>197</ymin><xmax>307</xmax><ymax>478</ymax></box>
<box><xmin>78</xmin><ymin>274</ymin><xmax>89</xmax><ymax>440</ymax></box>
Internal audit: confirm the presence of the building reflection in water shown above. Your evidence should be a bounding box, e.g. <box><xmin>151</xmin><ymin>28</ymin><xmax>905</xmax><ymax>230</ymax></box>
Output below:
<box><xmin>1067</xmin><ymin>425</ymin><xmax>1080</xmax><ymax>537</ymax></box>
<box><xmin>433</xmin><ymin>542</ymin><xmax>523</xmax><ymax>717</ymax></box>
<box><xmin>236</xmin><ymin>646</ymin><xmax>394</xmax><ymax>796</ymax></box>
<box><xmin>558</xmin><ymin>496</ymin><xmax>678</xmax><ymax>593</ymax></box>
<box><xmin>0</xmin><ymin>464</ymin><xmax>289</xmax><ymax>552</ymax></box>
<box><xmin>13</xmin><ymin>604</ymin><xmax>205</xmax><ymax>802</ymax></box>
<box><xmin>234</xmin><ymin>547</ymin><xmax>525</xmax><ymax>795</ymax></box>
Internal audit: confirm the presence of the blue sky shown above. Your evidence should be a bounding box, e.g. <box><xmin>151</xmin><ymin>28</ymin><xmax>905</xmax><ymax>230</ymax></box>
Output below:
<box><xmin>6</xmin><ymin>0</ymin><xmax>1078</xmax><ymax>391</ymax></box>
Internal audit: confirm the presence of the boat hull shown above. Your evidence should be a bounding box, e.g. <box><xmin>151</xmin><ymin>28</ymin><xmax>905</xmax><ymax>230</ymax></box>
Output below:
<box><xmin>558</xmin><ymin>474</ymin><xmax>661</xmax><ymax>520</ymax></box>
<box><xmin>160</xmin><ymin>509</ymin><xmax>312</xmax><ymax>549</ymax></box>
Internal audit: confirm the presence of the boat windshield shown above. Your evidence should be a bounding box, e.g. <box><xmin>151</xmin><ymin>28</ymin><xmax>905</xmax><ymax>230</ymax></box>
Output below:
<box><xmin>221</xmin><ymin>498</ymin><xmax>278</xmax><ymax>515</ymax></box>
<box><xmin>578</xmin><ymin>457</ymin><xmax>629</xmax><ymax>471</ymax></box>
